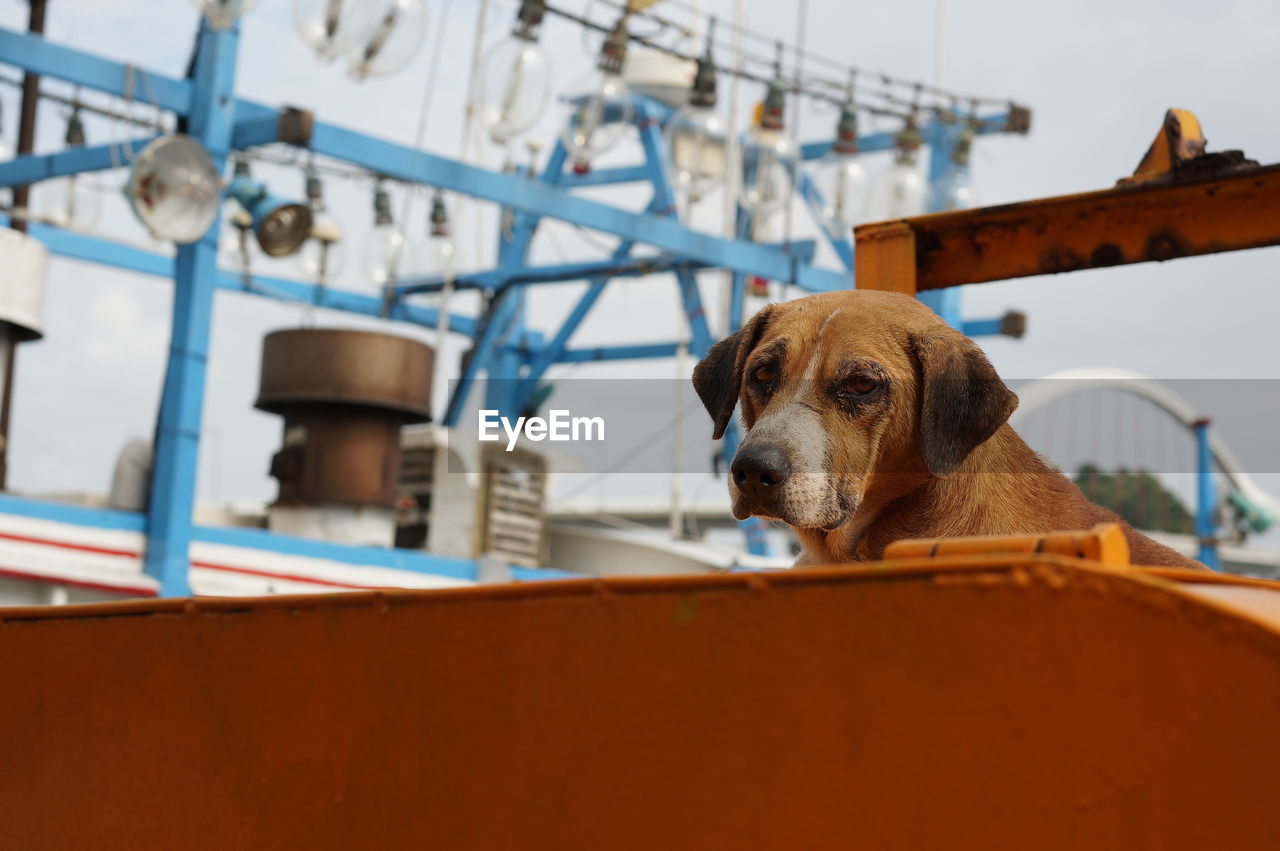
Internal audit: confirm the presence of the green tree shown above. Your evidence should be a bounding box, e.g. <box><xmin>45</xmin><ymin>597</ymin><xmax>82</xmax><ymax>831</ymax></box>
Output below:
<box><xmin>1074</xmin><ymin>464</ymin><xmax>1195</xmax><ymax>534</ymax></box>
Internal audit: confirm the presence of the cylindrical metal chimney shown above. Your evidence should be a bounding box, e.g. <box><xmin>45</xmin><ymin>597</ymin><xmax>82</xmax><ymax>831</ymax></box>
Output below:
<box><xmin>256</xmin><ymin>328</ymin><xmax>433</xmax><ymax>547</ymax></box>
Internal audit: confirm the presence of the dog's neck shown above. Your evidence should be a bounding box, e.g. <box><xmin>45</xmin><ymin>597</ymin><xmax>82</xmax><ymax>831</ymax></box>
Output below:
<box><xmin>793</xmin><ymin>425</ymin><xmax>1077</xmax><ymax>564</ymax></box>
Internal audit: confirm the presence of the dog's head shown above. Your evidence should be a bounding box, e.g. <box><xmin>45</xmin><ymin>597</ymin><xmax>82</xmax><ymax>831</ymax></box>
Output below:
<box><xmin>692</xmin><ymin>290</ymin><xmax>1018</xmax><ymax>529</ymax></box>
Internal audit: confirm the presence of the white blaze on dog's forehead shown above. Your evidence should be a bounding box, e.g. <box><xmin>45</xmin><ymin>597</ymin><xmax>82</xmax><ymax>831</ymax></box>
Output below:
<box><xmin>800</xmin><ymin>308</ymin><xmax>843</xmax><ymax>384</ymax></box>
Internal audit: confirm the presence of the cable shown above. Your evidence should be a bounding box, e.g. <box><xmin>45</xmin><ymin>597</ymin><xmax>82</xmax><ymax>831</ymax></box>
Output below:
<box><xmin>578</xmin><ymin>0</ymin><xmax>1017</xmax><ymax>115</ymax></box>
<box><xmin>0</xmin><ymin>73</ymin><xmax>166</xmax><ymax>131</ymax></box>
<box><xmin>555</xmin><ymin>393</ymin><xmax>704</xmax><ymax>503</ymax></box>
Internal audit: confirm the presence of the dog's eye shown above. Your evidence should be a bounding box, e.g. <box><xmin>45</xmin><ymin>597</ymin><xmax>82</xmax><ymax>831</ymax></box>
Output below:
<box><xmin>842</xmin><ymin>375</ymin><xmax>877</xmax><ymax>395</ymax></box>
<box><xmin>751</xmin><ymin>364</ymin><xmax>777</xmax><ymax>384</ymax></box>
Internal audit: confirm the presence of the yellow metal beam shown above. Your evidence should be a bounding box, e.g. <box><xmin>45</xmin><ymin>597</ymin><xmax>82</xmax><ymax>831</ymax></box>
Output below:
<box><xmin>854</xmin><ymin>159</ymin><xmax>1280</xmax><ymax>295</ymax></box>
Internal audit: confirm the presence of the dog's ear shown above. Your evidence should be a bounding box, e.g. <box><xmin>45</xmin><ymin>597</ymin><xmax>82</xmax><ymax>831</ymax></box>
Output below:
<box><xmin>693</xmin><ymin>306</ymin><xmax>774</xmax><ymax>440</ymax></box>
<box><xmin>912</xmin><ymin>332</ymin><xmax>1018</xmax><ymax>476</ymax></box>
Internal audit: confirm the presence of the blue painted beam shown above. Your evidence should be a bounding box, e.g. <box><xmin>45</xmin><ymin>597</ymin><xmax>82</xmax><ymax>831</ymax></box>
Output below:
<box><xmin>0</xmin><ymin>136</ymin><xmax>159</xmax><ymax>187</ymax></box>
<box><xmin>192</xmin><ymin>525</ymin><xmax>477</xmax><ymax>581</ymax></box>
<box><xmin>0</xmin><ymin>28</ymin><xmax>193</xmax><ymax>114</ymax></box>
<box><xmin>396</xmin><ymin>255</ymin><xmax>713</xmax><ymax>296</ymax></box>
<box><xmin>960</xmin><ymin>317</ymin><xmax>1006</xmax><ymax>338</ymax></box>
<box><xmin>397</xmin><ymin>242</ymin><xmax>811</xmax><ymax>296</ymax></box>
<box><xmin>11</xmin><ymin>217</ymin><xmax>480</xmax><ymax>335</ymax></box>
<box><xmin>1193</xmin><ymin>418</ymin><xmax>1220</xmax><ymax>570</ymax></box>
<box><xmin>0</xmin><ymin>26</ymin><xmax>278</xmax><ymax>123</ymax></box>
<box><xmin>675</xmin><ymin>269</ymin><xmax>714</xmax><ymax>357</ymax></box>
<box><xmin>143</xmin><ymin>21</ymin><xmax>240</xmax><ymax>597</ymax></box>
<box><xmin>559</xmin><ymin>165</ymin><xmax>652</xmax><ymax>188</ymax></box>
<box><xmin>555</xmin><ymin>342</ymin><xmax>681</xmax><ymax>363</ymax></box>
<box><xmin>305</xmin><ymin>121</ymin><xmax>850</xmax><ymax>294</ymax></box>
<box><xmin>0</xmin><ymin>26</ymin><xmax>845</xmax><ymax>292</ymax></box>
<box><xmin>0</xmin><ymin>492</ymin><xmax>480</xmax><ymax>583</ymax></box>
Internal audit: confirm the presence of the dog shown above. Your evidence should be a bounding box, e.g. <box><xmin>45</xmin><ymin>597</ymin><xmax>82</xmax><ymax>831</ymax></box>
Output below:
<box><xmin>692</xmin><ymin>290</ymin><xmax>1202</xmax><ymax>569</ymax></box>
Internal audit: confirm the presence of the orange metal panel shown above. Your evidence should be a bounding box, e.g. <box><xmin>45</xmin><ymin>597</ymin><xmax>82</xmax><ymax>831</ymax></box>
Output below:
<box><xmin>853</xmin><ymin>162</ymin><xmax>1280</xmax><ymax>294</ymax></box>
<box><xmin>885</xmin><ymin>522</ymin><xmax>1131</xmax><ymax>566</ymax></box>
<box><xmin>852</xmin><ymin>219</ymin><xmax>918</xmax><ymax>294</ymax></box>
<box><xmin>4</xmin><ymin>558</ymin><xmax>1280</xmax><ymax>849</ymax></box>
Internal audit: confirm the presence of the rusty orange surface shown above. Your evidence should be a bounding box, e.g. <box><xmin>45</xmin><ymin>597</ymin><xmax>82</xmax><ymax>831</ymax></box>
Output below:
<box><xmin>853</xmin><ymin>161</ymin><xmax>1280</xmax><ymax>295</ymax></box>
<box><xmin>886</xmin><ymin>522</ymin><xmax>1132</xmax><ymax>566</ymax></box>
<box><xmin>3</xmin><ymin>556</ymin><xmax>1280</xmax><ymax>848</ymax></box>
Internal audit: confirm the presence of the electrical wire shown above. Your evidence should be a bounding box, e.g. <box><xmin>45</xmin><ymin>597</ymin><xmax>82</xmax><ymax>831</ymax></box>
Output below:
<box><xmin>553</xmin><ymin>0</ymin><xmax>1016</xmax><ymax>119</ymax></box>
<box><xmin>595</xmin><ymin>0</ymin><xmax>1014</xmax><ymax>112</ymax></box>
<box><xmin>0</xmin><ymin>72</ymin><xmax>166</xmax><ymax>131</ymax></box>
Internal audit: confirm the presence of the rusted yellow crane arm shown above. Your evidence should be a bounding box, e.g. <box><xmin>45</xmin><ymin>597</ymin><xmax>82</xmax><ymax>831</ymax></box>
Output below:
<box><xmin>855</xmin><ymin>109</ymin><xmax>1279</xmax><ymax>295</ymax></box>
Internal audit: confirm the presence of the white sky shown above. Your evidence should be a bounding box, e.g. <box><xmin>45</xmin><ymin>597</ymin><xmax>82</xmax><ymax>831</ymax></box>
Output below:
<box><xmin>2</xmin><ymin>0</ymin><xmax>1278</xmax><ymax>522</ymax></box>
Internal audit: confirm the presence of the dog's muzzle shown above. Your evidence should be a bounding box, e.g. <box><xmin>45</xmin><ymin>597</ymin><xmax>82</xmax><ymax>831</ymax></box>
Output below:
<box><xmin>731</xmin><ymin>444</ymin><xmax>791</xmax><ymax>519</ymax></box>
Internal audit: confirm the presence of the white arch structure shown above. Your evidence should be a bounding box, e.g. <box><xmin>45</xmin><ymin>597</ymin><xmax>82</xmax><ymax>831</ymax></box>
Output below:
<box><xmin>1010</xmin><ymin>368</ymin><xmax>1280</xmax><ymax>518</ymax></box>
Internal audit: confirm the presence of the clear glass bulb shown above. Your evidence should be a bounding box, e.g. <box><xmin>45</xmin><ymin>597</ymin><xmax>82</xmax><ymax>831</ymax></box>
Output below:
<box><xmin>296</xmin><ymin>215</ymin><xmax>347</xmax><ymax>283</ymax></box>
<box><xmin>220</xmin><ymin>208</ymin><xmax>257</xmax><ymax>268</ymax></box>
<box><xmin>37</xmin><ymin>175</ymin><xmax>101</xmax><ymax>232</ymax></box>
<box><xmin>812</xmin><ymin>152</ymin><xmax>867</xmax><ymax>232</ymax></box>
<box><xmin>867</xmin><ymin>157</ymin><xmax>926</xmax><ymax>220</ymax></box>
<box><xmin>475</xmin><ymin>37</ymin><xmax>552</xmax><ymax>146</ymax></box>
<box><xmin>665</xmin><ymin>104</ymin><xmax>726</xmax><ymax>207</ymax></box>
<box><xmin>190</xmin><ymin>0</ymin><xmax>260</xmax><ymax>29</ymax></box>
<box><xmin>562</xmin><ymin>72</ymin><xmax>633</xmax><ymax>172</ymax></box>
<box><xmin>363</xmin><ymin>223</ymin><xmax>411</xmax><ymax>290</ymax></box>
<box><xmin>347</xmin><ymin>0</ymin><xmax>429</xmax><ymax>80</ymax></box>
<box><xmin>740</xmin><ymin>128</ymin><xmax>794</xmax><ymax>219</ymax></box>
<box><xmin>293</xmin><ymin>0</ymin><xmax>380</xmax><ymax>61</ymax></box>
<box><xmin>930</xmin><ymin>168</ymin><xmax>975</xmax><ymax>212</ymax></box>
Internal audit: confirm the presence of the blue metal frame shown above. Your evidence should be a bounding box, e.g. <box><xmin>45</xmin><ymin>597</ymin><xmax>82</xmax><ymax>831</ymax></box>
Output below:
<box><xmin>1193</xmin><ymin>419</ymin><xmax>1220</xmax><ymax>570</ymax></box>
<box><xmin>0</xmin><ymin>17</ymin><xmax>1034</xmax><ymax>588</ymax></box>
<box><xmin>142</xmin><ymin>20</ymin><xmax>239</xmax><ymax>597</ymax></box>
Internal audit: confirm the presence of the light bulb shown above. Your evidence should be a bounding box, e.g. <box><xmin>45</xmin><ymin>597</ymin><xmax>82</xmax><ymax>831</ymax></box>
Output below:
<box><xmin>190</xmin><ymin>0</ymin><xmax>260</xmax><ymax>30</ymax></box>
<box><xmin>740</xmin><ymin>69</ymin><xmax>795</xmax><ymax>220</ymax></box>
<box><xmin>741</xmin><ymin>128</ymin><xmax>794</xmax><ymax>219</ymax></box>
<box><xmin>813</xmin><ymin>154</ymin><xmax>867</xmax><ymax>232</ymax></box>
<box><xmin>812</xmin><ymin>98</ymin><xmax>866</xmax><ymax>232</ymax></box>
<box><xmin>867</xmin><ymin>121</ymin><xmax>926</xmax><ymax>220</ymax></box>
<box><xmin>347</xmin><ymin>0</ymin><xmax>429</xmax><ymax>81</ymax></box>
<box><xmin>37</xmin><ymin>175</ymin><xmax>101</xmax><ymax>233</ymax></box>
<box><xmin>562</xmin><ymin>72</ymin><xmax>633</xmax><ymax>173</ymax></box>
<box><xmin>297</xmin><ymin>216</ymin><xmax>347</xmax><ymax>283</ymax></box>
<box><xmin>475</xmin><ymin>39</ymin><xmax>552</xmax><ymax>147</ymax></box>
<box><xmin>220</xmin><ymin>208</ymin><xmax>257</xmax><ymax>268</ymax></box>
<box><xmin>562</xmin><ymin>14</ymin><xmax>632</xmax><ymax>173</ymax></box>
<box><xmin>930</xmin><ymin>169</ymin><xmax>975</xmax><ymax>212</ymax></box>
<box><xmin>362</xmin><ymin>183</ymin><xmax>411</xmax><ymax>290</ymax></box>
<box><xmin>411</xmin><ymin>235</ymin><xmax>455</xmax><ymax>283</ymax></box>
<box><xmin>929</xmin><ymin>126</ymin><xmax>976</xmax><ymax>212</ymax></box>
<box><xmin>666</xmin><ymin>105</ymin><xmax>725</xmax><ymax>206</ymax></box>
<box><xmin>363</xmin><ymin>224</ymin><xmax>409</xmax><ymax>289</ymax></box>
<box><xmin>664</xmin><ymin>42</ymin><xmax>723</xmax><ymax>209</ymax></box>
<box><xmin>293</xmin><ymin>0</ymin><xmax>380</xmax><ymax>61</ymax></box>
<box><xmin>474</xmin><ymin>0</ymin><xmax>552</xmax><ymax>147</ymax></box>
<box><xmin>124</xmin><ymin>135</ymin><xmax>222</xmax><ymax>244</ymax></box>
<box><xmin>868</xmin><ymin>160</ymin><xmax>925</xmax><ymax>220</ymax></box>
<box><xmin>296</xmin><ymin>171</ymin><xmax>347</xmax><ymax>283</ymax></box>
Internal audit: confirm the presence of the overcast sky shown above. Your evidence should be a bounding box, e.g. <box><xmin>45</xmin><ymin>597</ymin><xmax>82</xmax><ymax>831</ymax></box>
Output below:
<box><xmin>1</xmin><ymin>0</ymin><xmax>1278</xmax><ymax>533</ymax></box>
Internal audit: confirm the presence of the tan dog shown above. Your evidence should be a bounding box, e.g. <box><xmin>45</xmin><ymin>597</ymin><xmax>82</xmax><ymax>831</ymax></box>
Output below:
<box><xmin>693</xmin><ymin>290</ymin><xmax>1201</xmax><ymax>569</ymax></box>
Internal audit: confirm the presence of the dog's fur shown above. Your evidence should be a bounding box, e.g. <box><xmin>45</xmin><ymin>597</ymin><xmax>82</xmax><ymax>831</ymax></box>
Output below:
<box><xmin>693</xmin><ymin>290</ymin><xmax>1201</xmax><ymax>569</ymax></box>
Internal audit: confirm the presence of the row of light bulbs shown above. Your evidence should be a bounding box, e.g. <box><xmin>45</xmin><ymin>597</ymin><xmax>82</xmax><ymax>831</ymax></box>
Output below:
<box><xmin>192</xmin><ymin>0</ymin><xmax>431</xmax><ymax>79</ymax></box>
<box><xmin>464</xmin><ymin>3</ymin><xmax>978</xmax><ymax>231</ymax></box>
<box><xmin>16</xmin><ymin>0</ymin><xmax>980</xmax><ymax>294</ymax></box>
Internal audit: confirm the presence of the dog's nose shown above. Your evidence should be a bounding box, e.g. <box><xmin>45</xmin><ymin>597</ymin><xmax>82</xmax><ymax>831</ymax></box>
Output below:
<box><xmin>732</xmin><ymin>446</ymin><xmax>790</xmax><ymax>505</ymax></box>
